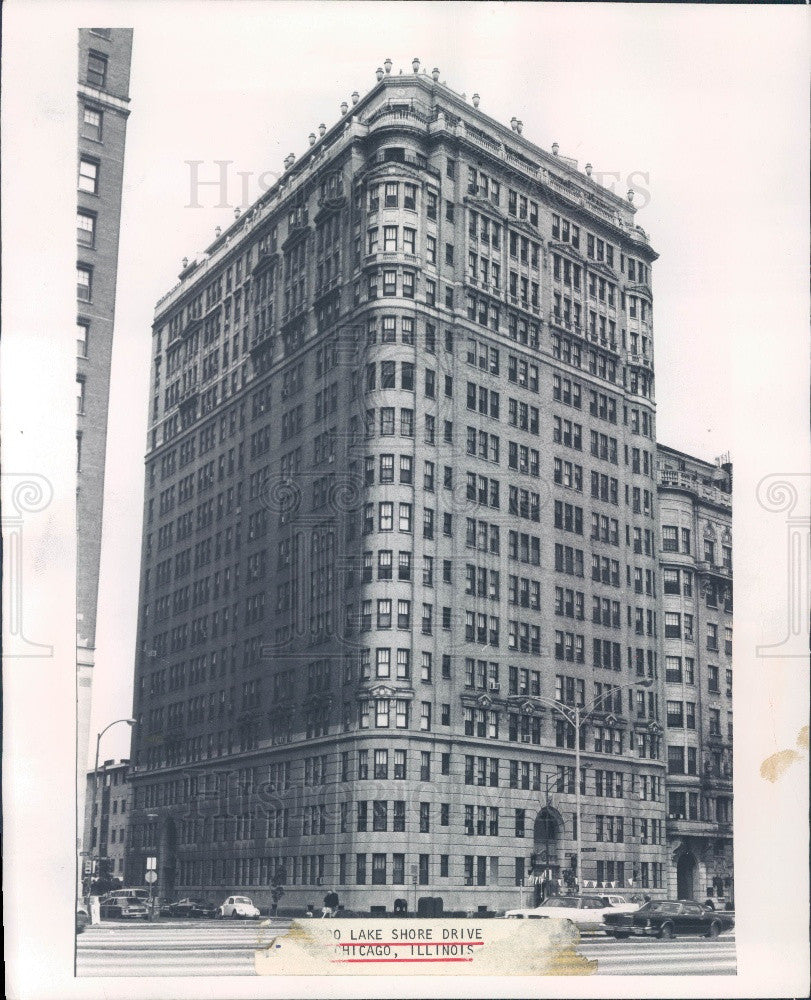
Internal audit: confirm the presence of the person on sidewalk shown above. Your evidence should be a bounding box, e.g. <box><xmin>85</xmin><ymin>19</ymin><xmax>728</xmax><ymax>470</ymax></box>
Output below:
<box><xmin>322</xmin><ymin>890</ymin><xmax>340</xmax><ymax>917</ymax></box>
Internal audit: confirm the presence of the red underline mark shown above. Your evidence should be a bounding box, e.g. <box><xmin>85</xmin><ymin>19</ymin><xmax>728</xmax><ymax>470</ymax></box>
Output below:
<box><xmin>333</xmin><ymin>957</ymin><xmax>475</xmax><ymax>964</ymax></box>
<box><xmin>339</xmin><ymin>941</ymin><xmax>484</xmax><ymax>948</ymax></box>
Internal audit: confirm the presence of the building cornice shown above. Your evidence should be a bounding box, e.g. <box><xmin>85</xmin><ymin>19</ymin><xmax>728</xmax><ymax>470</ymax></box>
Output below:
<box><xmin>78</xmin><ymin>82</ymin><xmax>131</xmax><ymax>116</ymax></box>
<box><xmin>154</xmin><ymin>67</ymin><xmax>657</xmax><ymax>322</ymax></box>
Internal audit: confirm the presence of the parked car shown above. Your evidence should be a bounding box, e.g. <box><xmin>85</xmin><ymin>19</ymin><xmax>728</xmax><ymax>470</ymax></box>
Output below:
<box><xmin>504</xmin><ymin>895</ymin><xmax>623</xmax><ymax>931</ymax></box>
<box><xmin>102</xmin><ymin>888</ymin><xmax>150</xmax><ymax>902</ymax></box>
<box><xmin>603</xmin><ymin>899</ymin><xmax>735</xmax><ymax>939</ymax></box>
<box><xmin>218</xmin><ymin>895</ymin><xmax>261</xmax><ymax>918</ymax></box>
<box><xmin>600</xmin><ymin>893</ymin><xmax>646</xmax><ymax>914</ymax></box>
<box><xmin>99</xmin><ymin>895</ymin><xmax>149</xmax><ymax>919</ymax></box>
<box><xmin>163</xmin><ymin>898</ymin><xmax>217</xmax><ymax>918</ymax></box>
<box><xmin>76</xmin><ymin>903</ymin><xmax>90</xmax><ymax>934</ymax></box>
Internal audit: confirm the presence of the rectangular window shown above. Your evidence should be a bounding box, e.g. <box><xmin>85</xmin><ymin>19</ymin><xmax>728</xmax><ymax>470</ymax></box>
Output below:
<box><xmin>82</xmin><ymin>106</ymin><xmax>102</xmax><ymax>141</ymax></box>
<box><xmin>86</xmin><ymin>50</ymin><xmax>108</xmax><ymax>88</ymax></box>
<box><xmin>373</xmin><ymin>800</ymin><xmax>388</xmax><ymax>832</ymax></box>
<box><xmin>371</xmin><ymin>853</ymin><xmax>387</xmax><ymax>884</ymax></box>
<box><xmin>77</xmin><ymin>265</ymin><xmax>93</xmax><ymax>302</ymax></box>
<box><xmin>78</xmin><ymin>158</ymin><xmax>99</xmax><ymax>194</ymax></box>
<box><xmin>419</xmin><ymin>802</ymin><xmax>430</xmax><ymax>833</ymax></box>
<box><xmin>77</xmin><ymin>319</ymin><xmax>89</xmax><ymax>357</ymax></box>
<box><xmin>419</xmin><ymin>854</ymin><xmax>429</xmax><ymax>885</ymax></box>
<box><xmin>77</xmin><ymin>211</ymin><xmax>96</xmax><ymax>247</ymax></box>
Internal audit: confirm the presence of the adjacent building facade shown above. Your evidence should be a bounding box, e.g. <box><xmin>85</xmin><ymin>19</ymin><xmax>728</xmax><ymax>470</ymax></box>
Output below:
<box><xmin>657</xmin><ymin>445</ymin><xmax>733</xmax><ymax>907</ymax></box>
<box><xmin>76</xmin><ymin>29</ymin><xmax>133</xmax><ymax>871</ymax></box>
<box><xmin>127</xmin><ymin>62</ymin><xmax>672</xmax><ymax>912</ymax></box>
<box><xmin>84</xmin><ymin>759</ymin><xmax>132</xmax><ymax>884</ymax></box>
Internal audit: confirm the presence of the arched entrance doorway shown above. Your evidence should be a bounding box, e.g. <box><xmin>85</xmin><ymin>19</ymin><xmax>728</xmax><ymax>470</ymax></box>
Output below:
<box><xmin>676</xmin><ymin>850</ymin><xmax>697</xmax><ymax>900</ymax></box>
<box><xmin>159</xmin><ymin>817</ymin><xmax>177</xmax><ymax>902</ymax></box>
<box><xmin>532</xmin><ymin>807</ymin><xmax>564</xmax><ymax>904</ymax></box>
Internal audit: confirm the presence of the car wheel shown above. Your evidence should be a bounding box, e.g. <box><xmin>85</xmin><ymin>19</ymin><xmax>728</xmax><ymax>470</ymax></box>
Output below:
<box><xmin>706</xmin><ymin>920</ymin><xmax>720</xmax><ymax>938</ymax></box>
<box><xmin>659</xmin><ymin>922</ymin><xmax>674</xmax><ymax>940</ymax></box>
<box><xmin>231</xmin><ymin>910</ymin><xmax>240</xmax><ymax>918</ymax></box>
<box><xmin>612</xmin><ymin>932</ymin><xmax>630</xmax><ymax>940</ymax></box>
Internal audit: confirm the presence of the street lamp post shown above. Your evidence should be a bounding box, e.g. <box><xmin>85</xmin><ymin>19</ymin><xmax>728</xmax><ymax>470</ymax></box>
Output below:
<box><xmin>87</xmin><ymin>718</ymin><xmax>135</xmax><ymax>903</ymax></box>
<box><xmin>527</xmin><ymin>681</ymin><xmax>654</xmax><ymax>893</ymax></box>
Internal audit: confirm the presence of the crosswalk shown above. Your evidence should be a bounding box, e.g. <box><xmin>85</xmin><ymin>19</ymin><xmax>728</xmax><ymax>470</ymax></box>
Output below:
<box><xmin>77</xmin><ymin>920</ymin><xmax>736</xmax><ymax>978</ymax></box>
<box><xmin>579</xmin><ymin>933</ymin><xmax>737</xmax><ymax>976</ymax></box>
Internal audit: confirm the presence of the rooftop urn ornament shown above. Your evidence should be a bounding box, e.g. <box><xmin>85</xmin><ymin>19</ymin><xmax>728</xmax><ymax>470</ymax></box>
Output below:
<box><xmin>384</xmin><ymin>58</ymin><xmax>392</xmax><ymax>74</ymax></box>
<box><xmin>340</xmin><ymin>101</ymin><xmax>348</xmax><ymax>115</ymax></box>
<box><xmin>432</xmin><ymin>67</ymin><xmax>440</xmax><ymax>82</ymax></box>
<box><xmin>182</xmin><ymin>256</ymin><xmax>188</xmax><ymax>268</ymax></box>
<box><xmin>214</xmin><ymin>226</ymin><xmax>221</xmax><ymax>237</ymax></box>
<box><xmin>510</xmin><ymin>116</ymin><xmax>518</xmax><ymax>130</ymax></box>
<box><xmin>516</xmin><ymin>120</ymin><xmax>523</xmax><ymax>134</ymax></box>
<box><xmin>376</xmin><ymin>67</ymin><xmax>384</xmax><ymax>82</ymax></box>
<box><xmin>552</xmin><ymin>142</ymin><xmax>559</xmax><ymax>155</ymax></box>
<box><xmin>318</xmin><ymin>123</ymin><xmax>326</xmax><ymax>136</ymax></box>
<box><xmin>233</xmin><ymin>207</ymin><xmax>240</xmax><ymax>219</ymax></box>
<box><xmin>585</xmin><ymin>162</ymin><xmax>593</xmax><ymax>177</ymax></box>
<box><xmin>627</xmin><ymin>188</ymin><xmax>635</xmax><ymax>203</ymax></box>
<box><xmin>472</xmin><ymin>93</ymin><xmax>480</xmax><ymax>108</ymax></box>
<box><xmin>412</xmin><ymin>57</ymin><xmax>420</xmax><ymax>74</ymax></box>
<box><xmin>351</xmin><ymin>91</ymin><xmax>359</xmax><ymax>105</ymax></box>
<box><xmin>308</xmin><ymin>133</ymin><xmax>316</xmax><ymax>146</ymax></box>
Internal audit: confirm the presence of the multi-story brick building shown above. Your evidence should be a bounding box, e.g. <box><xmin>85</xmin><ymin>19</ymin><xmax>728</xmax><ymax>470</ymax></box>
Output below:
<box><xmin>127</xmin><ymin>61</ymin><xmax>669</xmax><ymax>912</ymax></box>
<box><xmin>657</xmin><ymin>445</ymin><xmax>733</xmax><ymax>907</ymax></box>
<box><xmin>84</xmin><ymin>759</ymin><xmax>132</xmax><ymax>884</ymax></box>
<box><xmin>76</xmin><ymin>29</ymin><xmax>133</xmax><ymax>868</ymax></box>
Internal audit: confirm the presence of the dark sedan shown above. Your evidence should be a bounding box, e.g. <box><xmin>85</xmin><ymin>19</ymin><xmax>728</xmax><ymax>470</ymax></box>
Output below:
<box><xmin>603</xmin><ymin>900</ymin><xmax>734</xmax><ymax>940</ymax></box>
<box><xmin>162</xmin><ymin>898</ymin><xmax>218</xmax><ymax>918</ymax></box>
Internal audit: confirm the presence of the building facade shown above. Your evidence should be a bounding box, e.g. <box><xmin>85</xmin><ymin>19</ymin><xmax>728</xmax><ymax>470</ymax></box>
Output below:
<box><xmin>76</xmin><ymin>28</ymin><xmax>133</xmax><ymax>870</ymax></box>
<box><xmin>657</xmin><ymin>445</ymin><xmax>733</xmax><ymax>907</ymax></box>
<box><xmin>127</xmin><ymin>62</ymin><xmax>668</xmax><ymax>912</ymax></box>
<box><xmin>84</xmin><ymin>759</ymin><xmax>132</xmax><ymax>884</ymax></box>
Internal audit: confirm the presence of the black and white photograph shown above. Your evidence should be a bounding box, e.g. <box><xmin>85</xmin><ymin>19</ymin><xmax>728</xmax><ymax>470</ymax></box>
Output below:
<box><xmin>2</xmin><ymin>2</ymin><xmax>809</xmax><ymax>997</ymax></box>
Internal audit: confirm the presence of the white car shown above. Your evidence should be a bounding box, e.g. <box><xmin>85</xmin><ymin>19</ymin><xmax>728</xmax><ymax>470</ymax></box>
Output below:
<box><xmin>504</xmin><ymin>895</ymin><xmax>635</xmax><ymax>931</ymax></box>
<box><xmin>219</xmin><ymin>895</ymin><xmax>260</xmax><ymax>918</ymax></box>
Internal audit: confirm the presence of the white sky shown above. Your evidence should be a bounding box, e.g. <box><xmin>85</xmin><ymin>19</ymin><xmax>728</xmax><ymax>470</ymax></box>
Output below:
<box><xmin>88</xmin><ymin>1</ymin><xmax>809</xmax><ymax>764</ymax></box>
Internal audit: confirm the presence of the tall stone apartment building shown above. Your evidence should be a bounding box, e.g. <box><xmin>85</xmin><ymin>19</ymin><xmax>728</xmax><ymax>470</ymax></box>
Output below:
<box><xmin>84</xmin><ymin>759</ymin><xmax>132</xmax><ymax>883</ymax></box>
<box><xmin>76</xmin><ymin>29</ymin><xmax>133</xmax><ymax>863</ymax></box>
<box><xmin>657</xmin><ymin>445</ymin><xmax>733</xmax><ymax>907</ymax></box>
<box><xmin>127</xmin><ymin>62</ymin><xmax>669</xmax><ymax>912</ymax></box>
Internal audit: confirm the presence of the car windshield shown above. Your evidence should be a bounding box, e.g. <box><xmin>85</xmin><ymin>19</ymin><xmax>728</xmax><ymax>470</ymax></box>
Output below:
<box><xmin>234</xmin><ymin>897</ymin><xmax>252</xmax><ymax>904</ymax></box>
<box><xmin>539</xmin><ymin>898</ymin><xmax>577</xmax><ymax>908</ymax></box>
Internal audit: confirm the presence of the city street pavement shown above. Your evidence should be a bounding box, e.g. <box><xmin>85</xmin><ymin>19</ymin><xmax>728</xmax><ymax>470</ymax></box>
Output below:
<box><xmin>578</xmin><ymin>932</ymin><xmax>736</xmax><ymax>976</ymax></box>
<box><xmin>77</xmin><ymin>918</ymin><xmax>735</xmax><ymax>977</ymax></box>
